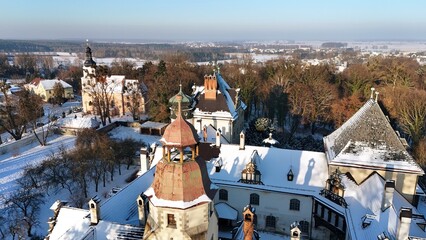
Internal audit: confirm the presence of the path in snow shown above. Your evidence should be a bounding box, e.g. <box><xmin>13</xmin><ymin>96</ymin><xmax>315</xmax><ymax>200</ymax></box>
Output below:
<box><xmin>0</xmin><ymin>135</ymin><xmax>76</xmax><ymax>197</ymax></box>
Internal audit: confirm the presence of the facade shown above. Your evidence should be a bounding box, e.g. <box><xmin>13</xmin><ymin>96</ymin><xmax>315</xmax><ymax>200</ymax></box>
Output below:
<box><xmin>80</xmin><ymin>46</ymin><xmax>146</xmax><ymax>118</ymax></box>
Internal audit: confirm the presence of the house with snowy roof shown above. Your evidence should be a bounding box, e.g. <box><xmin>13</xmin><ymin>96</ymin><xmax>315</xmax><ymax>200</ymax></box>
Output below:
<box><xmin>80</xmin><ymin>46</ymin><xmax>146</xmax><ymax>118</ymax></box>
<box><xmin>46</xmin><ymin>86</ymin><xmax>426</xmax><ymax>240</ymax></box>
<box><xmin>192</xmin><ymin>71</ymin><xmax>247</xmax><ymax>144</ymax></box>
<box><xmin>26</xmin><ymin>79</ymin><xmax>73</xmax><ymax>102</ymax></box>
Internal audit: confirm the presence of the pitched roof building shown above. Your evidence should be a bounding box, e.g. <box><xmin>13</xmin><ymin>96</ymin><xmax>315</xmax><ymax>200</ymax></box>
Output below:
<box><xmin>47</xmin><ymin>85</ymin><xmax>426</xmax><ymax>240</ymax></box>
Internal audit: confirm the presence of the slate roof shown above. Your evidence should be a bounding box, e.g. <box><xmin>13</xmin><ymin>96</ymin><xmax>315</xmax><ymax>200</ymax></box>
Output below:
<box><xmin>324</xmin><ymin>99</ymin><xmax>423</xmax><ymax>173</ymax></box>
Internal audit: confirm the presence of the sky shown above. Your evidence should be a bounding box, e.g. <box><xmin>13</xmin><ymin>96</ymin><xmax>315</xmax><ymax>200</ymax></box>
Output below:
<box><xmin>1</xmin><ymin>0</ymin><xmax>426</xmax><ymax>42</ymax></box>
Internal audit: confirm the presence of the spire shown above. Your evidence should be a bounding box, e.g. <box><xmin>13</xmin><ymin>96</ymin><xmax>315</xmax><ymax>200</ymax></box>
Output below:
<box><xmin>84</xmin><ymin>41</ymin><xmax>96</xmax><ymax>67</ymax></box>
<box><xmin>177</xmin><ymin>84</ymin><xmax>182</xmax><ymax>117</ymax></box>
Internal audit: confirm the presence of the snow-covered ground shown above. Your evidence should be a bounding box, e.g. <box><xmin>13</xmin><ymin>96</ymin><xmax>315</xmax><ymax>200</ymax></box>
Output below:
<box><xmin>0</xmin><ymin>105</ymin><xmax>162</xmax><ymax>238</ymax></box>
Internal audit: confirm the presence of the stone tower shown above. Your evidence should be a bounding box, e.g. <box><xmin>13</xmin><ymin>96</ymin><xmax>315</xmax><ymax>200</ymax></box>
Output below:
<box><xmin>143</xmin><ymin>89</ymin><xmax>218</xmax><ymax>240</ymax></box>
<box><xmin>81</xmin><ymin>43</ymin><xmax>97</xmax><ymax>113</ymax></box>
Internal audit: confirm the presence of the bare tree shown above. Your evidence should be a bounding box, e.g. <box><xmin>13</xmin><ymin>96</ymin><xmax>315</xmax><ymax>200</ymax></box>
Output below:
<box><xmin>0</xmin><ymin>82</ymin><xmax>27</xmax><ymax>140</ymax></box>
<box><xmin>2</xmin><ymin>174</ymin><xmax>44</xmax><ymax>237</ymax></box>
<box><xmin>83</xmin><ymin>65</ymin><xmax>116</xmax><ymax>125</ymax></box>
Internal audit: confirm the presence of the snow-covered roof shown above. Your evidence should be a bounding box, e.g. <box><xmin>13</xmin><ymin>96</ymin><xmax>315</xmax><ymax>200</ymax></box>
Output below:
<box><xmin>40</xmin><ymin>79</ymin><xmax>72</xmax><ymax>90</ymax></box>
<box><xmin>49</xmin><ymin>167</ymin><xmax>156</xmax><ymax>239</ymax></box>
<box><xmin>60</xmin><ymin>116</ymin><xmax>100</xmax><ymax>129</ymax></box>
<box><xmin>199</xmin><ymin>124</ymin><xmax>229</xmax><ymax>144</ymax></box>
<box><xmin>207</xmin><ymin>144</ymin><xmax>329</xmax><ymax>196</ymax></box>
<box><xmin>324</xmin><ymin>99</ymin><xmax>423</xmax><ymax>174</ymax></box>
<box><xmin>343</xmin><ymin>173</ymin><xmax>426</xmax><ymax>239</ymax></box>
<box><xmin>193</xmin><ymin>73</ymin><xmax>247</xmax><ymax>120</ymax></box>
<box><xmin>215</xmin><ymin>202</ymin><xmax>238</xmax><ymax>220</ymax></box>
<box><xmin>140</xmin><ymin>121</ymin><xmax>168</xmax><ymax>129</ymax></box>
<box><xmin>99</xmin><ymin>167</ymin><xmax>155</xmax><ymax>224</ymax></box>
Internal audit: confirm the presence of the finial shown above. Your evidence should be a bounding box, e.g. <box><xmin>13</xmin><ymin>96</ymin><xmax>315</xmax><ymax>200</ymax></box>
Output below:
<box><xmin>176</xmin><ymin>91</ymin><xmax>182</xmax><ymax>117</ymax></box>
<box><xmin>179</xmin><ymin>83</ymin><xmax>182</xmax><ymax>92</ymax></box>
<box><xmin>86</xmin><ymin>39</ymin><xmax>89</xmax><ymax>46</ymax></box>
<box><xmin>370</xmin><ymin>87</ymin><xmax>375</xmax><ymax>99</ymax></box>
<box><xmin>375</xmin><ymin>91</ymin><xmax>379</xmax><ymax>102</ymax></box>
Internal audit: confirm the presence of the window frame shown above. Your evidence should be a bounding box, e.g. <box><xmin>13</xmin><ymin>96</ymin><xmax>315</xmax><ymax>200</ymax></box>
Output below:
<box><xmin>289</xmin><ymin>199</ymin><xmax>300</xmax><ymax>211</ymax></box>
<box><xmin>265</xmin><ymin>215</ymin><xmax>276</xmax><ymax>229</ymax></box>
<box><xmin>250</xmin><ymin>193</ymin><xmax>260</xmax><ymax>205</ymax></box>
<box><xmin>219</xmin><ymin>189</ymin><xmax>228</xmax><ymax>201</ymax></box>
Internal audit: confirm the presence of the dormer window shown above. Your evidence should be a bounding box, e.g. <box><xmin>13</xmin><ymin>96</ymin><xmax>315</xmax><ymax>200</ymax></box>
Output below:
<box><xmin>240</xmin><ymin>162</ymin><xmax>262</xmax><ymax>184</ymax></box>
<box><xmin>239</xmin><ymin>150</ymin><xmax>263</xmax><ymax>184</ymax></box>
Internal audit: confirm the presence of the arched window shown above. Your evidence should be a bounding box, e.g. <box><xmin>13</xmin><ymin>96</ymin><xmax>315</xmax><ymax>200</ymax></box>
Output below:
<box><xmin>265</xmin><ymin>215</ymin><xmax>276</xmax><ymax>228</ymax></box>
<box><xmin>250</xmin><ymin>193</ymin><xmax>259</xmax><ymax>205</ymax></box>
<box><xmin>219</xmin><ymin>189</ymin><xmax>228</xmax><ymax>201</ymax></box>
<box><xmin>290</xmin><ymin>199</ymin><xmax>300</xmax><ymax>211</ymax></box>
<box><xmin>299</xmin><ymin>220</ymin><xmax>309</xmax><ymax>234</ymax></box>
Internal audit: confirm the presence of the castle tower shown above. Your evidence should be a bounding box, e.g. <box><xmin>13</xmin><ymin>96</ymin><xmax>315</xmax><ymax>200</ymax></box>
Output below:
<box><xmin>143</xmin><ymin>88</ymin><xmax>218</xmax><ymax>240</ymax></box>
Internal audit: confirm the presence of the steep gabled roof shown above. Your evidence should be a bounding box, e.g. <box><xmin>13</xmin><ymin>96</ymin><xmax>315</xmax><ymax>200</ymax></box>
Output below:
<box><xmin>324</xmin><ymin>99</ymin><xmax>423</xmax><ymax>173</ymax></box>
<box><xmin>194</xmin><ymin>73</ymin><xmax>246</xmax><ymax>120</ymax></box>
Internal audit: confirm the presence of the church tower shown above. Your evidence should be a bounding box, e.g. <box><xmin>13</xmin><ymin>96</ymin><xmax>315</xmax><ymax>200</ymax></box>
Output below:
<box><xmin>81</xmin><ymin>43</ymin><xmax>96</xmax><ymax>86</ymax></box>
<box><xmin>81</xmin><ymin>43</ymin><xmax>97</xmax><ymax>113</ymax></box>
<box><xmin>143</xmin><ymin>88</ymin><xmax>218</xmax><ymax>240</ymax></box>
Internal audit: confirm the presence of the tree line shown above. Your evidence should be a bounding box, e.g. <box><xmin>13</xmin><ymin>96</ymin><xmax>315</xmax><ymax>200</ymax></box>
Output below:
<box><xmin>134</xmin><ymin>54</ymin><xmax>426</xmax><ymax>168</ymax></box>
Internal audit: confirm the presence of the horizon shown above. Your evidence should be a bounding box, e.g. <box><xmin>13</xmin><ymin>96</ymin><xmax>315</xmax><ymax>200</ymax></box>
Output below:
<box><xmin>2</xmin><ymin>0</ymin><xmax>426</xmax><ymax>42</ymax></box>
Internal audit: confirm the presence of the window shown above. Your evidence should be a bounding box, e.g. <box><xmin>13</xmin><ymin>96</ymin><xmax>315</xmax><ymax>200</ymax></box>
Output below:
<box><xmin>299</xmin><ymin>221</ymin><xmax>309</xmax><ymax>234</ymax></box>
<box><xmin>219</xmin><ymin>189</ymin><xmax>228</xmax><ymax>201</ymax></box>
<box><xmin>290</xmin><ymin>199</ymin><xmax>300</xmax><ymax>211</ymax></box>
<box><xmin>167</xmin><ymin>214</ymin><xmax>176</xmax><ymax>228</ymax></box>
<box><xmin>265</xmin><ymin>215</ymin><xmax>276</xmax><ymax>228</ymax></box>
<box><xmin>250</xmin><ymin>193</ymin><xmax>259</xmax><ymax>205</ymax></box>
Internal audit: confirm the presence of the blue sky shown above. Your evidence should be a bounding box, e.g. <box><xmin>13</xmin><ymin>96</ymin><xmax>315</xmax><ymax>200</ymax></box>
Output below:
<box><xmin>2</xmin><ymin>0</ymin><xmax>425</xmax><ymax>41</ymax></box>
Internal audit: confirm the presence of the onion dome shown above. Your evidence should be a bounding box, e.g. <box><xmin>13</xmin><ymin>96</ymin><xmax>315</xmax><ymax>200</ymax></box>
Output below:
<box><xmin>169</xmin><ymin>84</ymin><xmax>192</xmax><ymax>119</ymax></box>
<box><xmin>84</xmin><ymin>46</ymin><xmax>96</xmax><ymax>67</ymax></box>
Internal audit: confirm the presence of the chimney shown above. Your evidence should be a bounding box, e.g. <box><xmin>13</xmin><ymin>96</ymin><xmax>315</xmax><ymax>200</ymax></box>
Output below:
<box><xmin>140</xmin><ymin>146</ymin><xmax>149</xmax><ymax>175</ymax></box>
<box><xmin>235</xmin><ymin>88</ymin><xmax>240</xmax><ymax>107</ymax></box>
<box><xmin>240</xmin><ymin>131</ymin><xmax>245</xmax><ymax>150</ymax></box>
<box><xmin>203</xmin><ymin>125</ymin><xmax>208</xmax><ymax>142</ymax></box>
<box><xmin>381</xmin><ymin>180</ymin><xmax>395</xmax><ymax>211</ymax></box>
<box><xmin>204</xmin><ymin>75</ymin><xmax>217</xmax><ymax>100</ymax></box>
<box><xmin>370</xmin><ymin>87</ymin><xmax>375</xmax><ymax>99</ymax></box>
<box><xmin>216</xmin><ymin>129</ymin><xmax>221</xmax><ymax>147</ymax></box>
<box><xmin>290</xmin><ymin>222</ymin><xmax>302</xmax><ymax>240</ymax></box>
<box><xmin>242</xmin><ymin>205</ymin><xmax>255</xmax><ymax>240</ymax></box>
<box><xmin>136</xmin><ymin>194</ymin><xmax>147</xmax><ymax>226</ymax></box>
<box><xmin>89</xmin><ymin>197</ymin><xmax>101</xmax><ymax>225</ymax></box>
<box><xmin>396</xmin><ymin>208</ymin><xmax>412</xmax><ymax>240</ymax></box>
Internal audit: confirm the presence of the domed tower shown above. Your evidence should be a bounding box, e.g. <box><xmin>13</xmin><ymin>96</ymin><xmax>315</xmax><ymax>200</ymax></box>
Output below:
<box><xmin>169</xmin><ymin>84</ymin><xmax>193</xmax><ymax>122</ymax></box>
<box><xmin>143</xmin><ymin>94</ymin><xmax>218</xmax><ymax>240</ymax></box>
